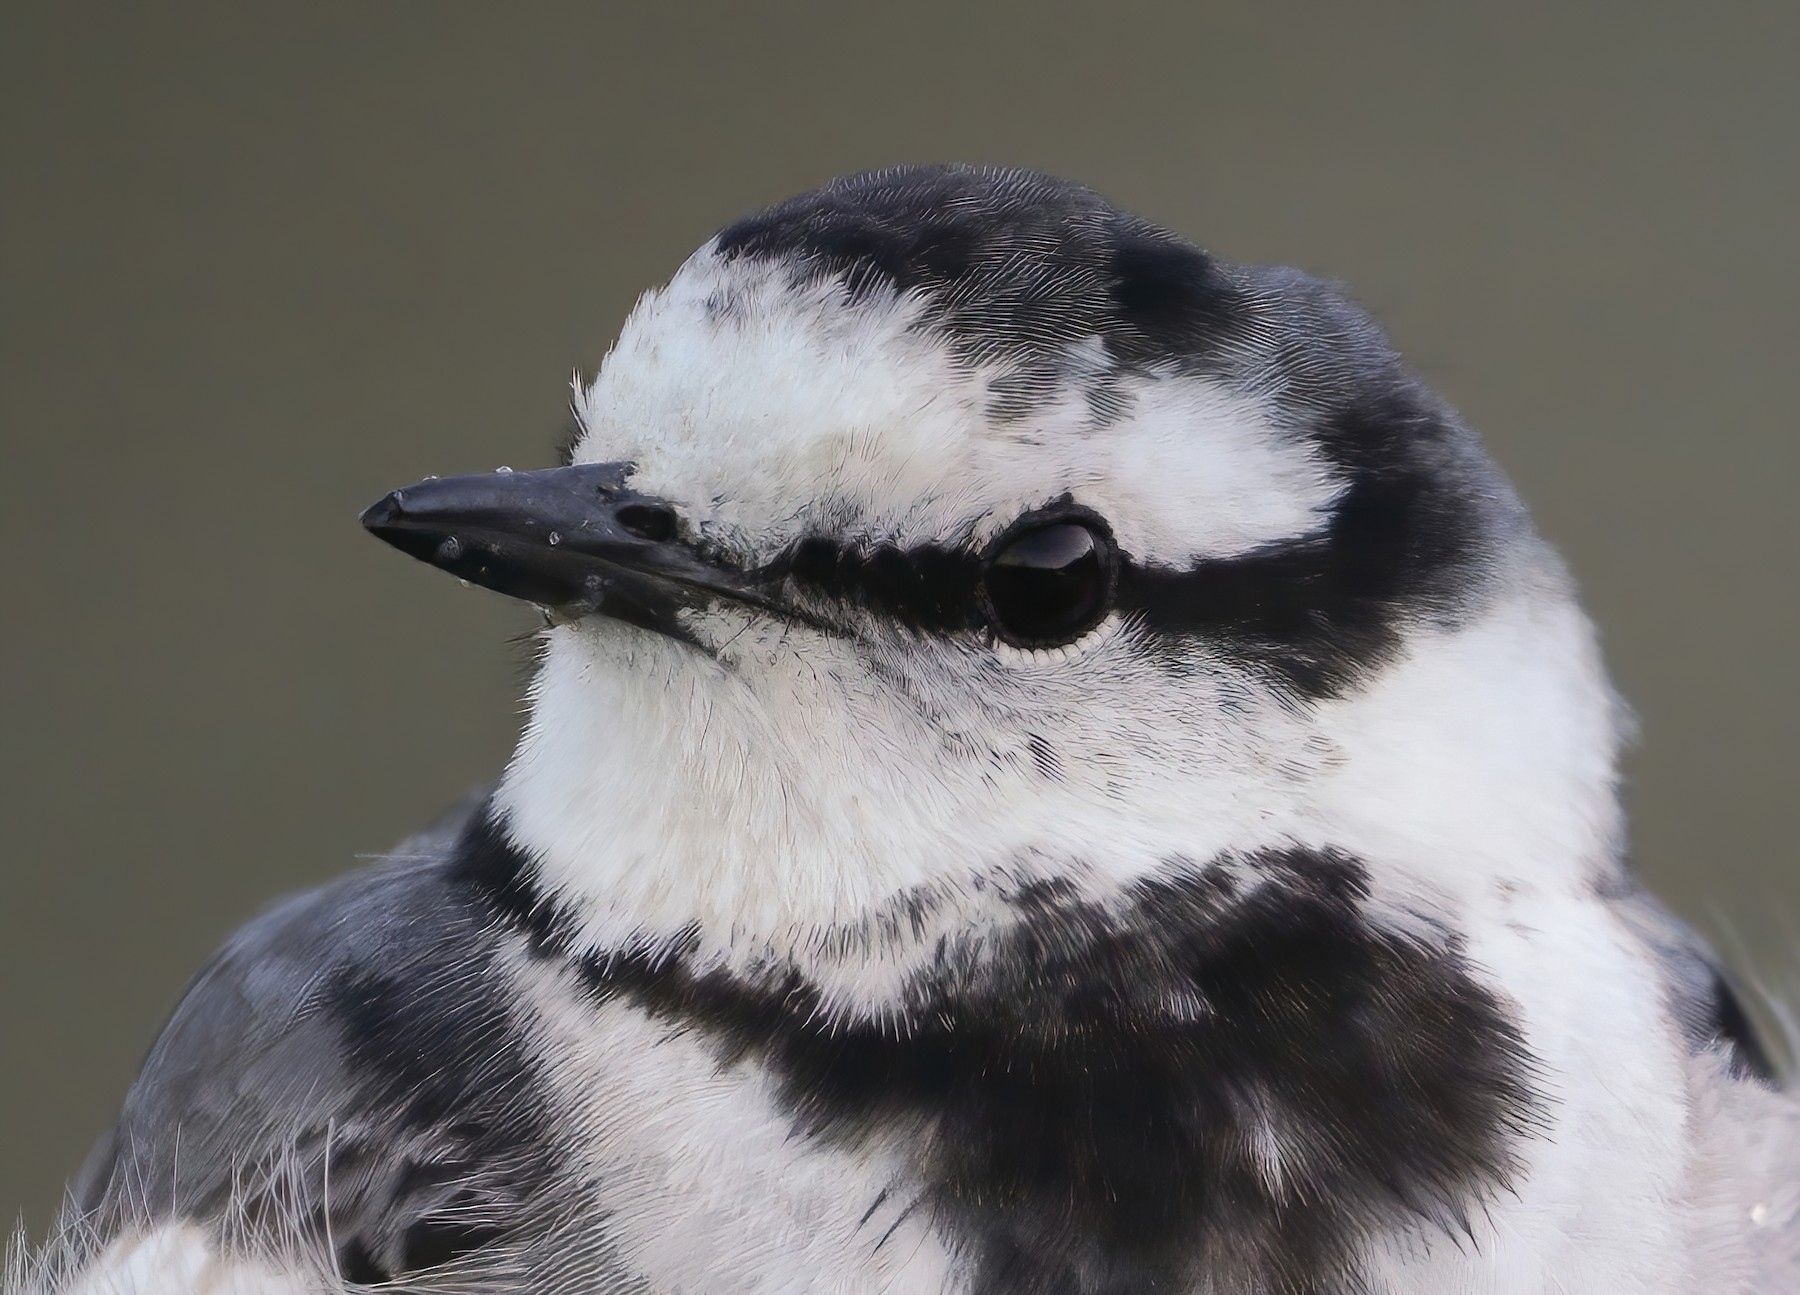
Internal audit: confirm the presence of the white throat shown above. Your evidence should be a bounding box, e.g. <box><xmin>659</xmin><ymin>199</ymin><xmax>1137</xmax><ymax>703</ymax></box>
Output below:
<box><xmin>495</xmin><ymin>545</ymin><xmax>1628</xmax><ymax>980</ymax></box>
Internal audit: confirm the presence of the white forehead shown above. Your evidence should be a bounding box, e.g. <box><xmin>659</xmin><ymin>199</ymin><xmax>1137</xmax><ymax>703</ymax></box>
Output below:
<box><xmin>572</xmin><ymin>246</ymin><xmax>1344</xmax><ymax>564</ymax></box>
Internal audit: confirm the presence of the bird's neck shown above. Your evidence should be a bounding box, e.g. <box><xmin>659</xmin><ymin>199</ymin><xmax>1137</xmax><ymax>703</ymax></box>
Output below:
<box><xmin>493</xmin><ymin>580</ymin><xmax>1629</xmax><ymax>983</ymax></box>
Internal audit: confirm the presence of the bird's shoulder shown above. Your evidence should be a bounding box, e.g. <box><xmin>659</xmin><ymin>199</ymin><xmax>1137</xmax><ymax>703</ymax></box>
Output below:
<box><xmin>67</xmin><ymin>791</ymin><xmax>593</xmax><ymax>1285</ymax></box>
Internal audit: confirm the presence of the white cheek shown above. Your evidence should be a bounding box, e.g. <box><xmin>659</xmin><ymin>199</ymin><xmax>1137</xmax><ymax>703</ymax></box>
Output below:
<box><xmin>496</xmin><ymin>611</ymin><xmax>1329</xmax><ymax>990</ymax></box>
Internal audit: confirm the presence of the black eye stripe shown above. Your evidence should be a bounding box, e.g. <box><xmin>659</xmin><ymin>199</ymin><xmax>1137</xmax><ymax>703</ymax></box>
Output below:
<box><xmin>771</xmin><ymin>503</ymin><xmax>1118</xmax><ymax>640</ymax></box>
<box><xmin>787</xmin><ymin>535</ymin><xmax>851</xmax><ymax>598</ymax></box>
<box><xmin>769</xmin><ymin>452</ymin><xmax>1484</xmax><ymax>698</ymax></box>
<box><xmin>770</xmin><ymin>504</ymin><xmax>1436</xmax><ymax>683</ymax></box>
<box><xmin>775</xmin><ymin>538</ymin><xmax>984</xmax><ymax>634</ymax></box>
<box><xmin>1117</xmin><ymin>467</ymin><xmax>1485</xmax><ymax>697</ymax></box>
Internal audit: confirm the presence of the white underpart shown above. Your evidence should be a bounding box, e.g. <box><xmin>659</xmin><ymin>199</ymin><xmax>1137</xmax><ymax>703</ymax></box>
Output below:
<box><xmin>514</xmin><ymin>953</ymin><xmax>965</xmax><ymax>1295</ymax></box>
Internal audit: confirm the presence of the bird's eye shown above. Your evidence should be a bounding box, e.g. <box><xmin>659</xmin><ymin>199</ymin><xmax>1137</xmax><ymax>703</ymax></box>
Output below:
<box><xmin>979</xmin><ymin>513</ymin><xmax>1117</xmax><ymax>649</ymax></box>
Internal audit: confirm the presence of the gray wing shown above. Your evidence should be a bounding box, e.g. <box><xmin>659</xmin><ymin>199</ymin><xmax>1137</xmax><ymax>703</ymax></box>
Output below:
<box><xmin>1605</xmin><ymin>875</ymin><xmax>1787</xmax><ymax>1084</ymax></box>
<box><xmin>1607</xmin><ymin>879</ymin><xmax>1800</xmax><ymax>1284</ymax></box>
<box><xmin>67</xmin><ymin>791</ymin><xmax>629</xmax><ymax>1290</ymax></box>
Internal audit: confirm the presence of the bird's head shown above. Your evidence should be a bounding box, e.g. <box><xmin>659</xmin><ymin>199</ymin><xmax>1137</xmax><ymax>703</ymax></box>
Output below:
<box><xmin>364</xmin><ymin>167</ymin><xmax>1626</xmax><ymax>971</ymax></box>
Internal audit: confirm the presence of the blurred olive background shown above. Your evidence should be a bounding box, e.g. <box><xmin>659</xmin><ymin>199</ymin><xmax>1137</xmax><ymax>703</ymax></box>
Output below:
<box><xmin>3</xmin><ymin>0</ymin><xmax>1796</xmax><ymax>1232</ymax></box>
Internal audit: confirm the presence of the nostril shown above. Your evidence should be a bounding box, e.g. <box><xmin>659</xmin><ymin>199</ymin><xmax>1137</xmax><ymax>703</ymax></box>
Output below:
<box><xmin>615</xmin><ymin>502</ymin><xmax>678</xmax><ymax>543</ymax></box>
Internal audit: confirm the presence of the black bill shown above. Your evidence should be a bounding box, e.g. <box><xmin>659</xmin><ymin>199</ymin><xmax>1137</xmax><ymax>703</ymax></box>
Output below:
<box><xmin>360</xmin><ymin>462</ymin><xmax>778</xmax><ymax>631</ymax></box>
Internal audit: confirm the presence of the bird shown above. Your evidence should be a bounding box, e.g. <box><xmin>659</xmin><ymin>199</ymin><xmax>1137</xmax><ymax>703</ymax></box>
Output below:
<box><xmin>9</xmin><ymin>164</ymin><xmax>1796</xmax><ymax>1295</ymax></box>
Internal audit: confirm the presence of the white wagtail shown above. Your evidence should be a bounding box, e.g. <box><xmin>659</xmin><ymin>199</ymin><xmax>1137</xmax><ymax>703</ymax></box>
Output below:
<box><xmin>14</xmin><ymin>165</ymin><xmax>1796</xmax><ymax>1295</ymax></box>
